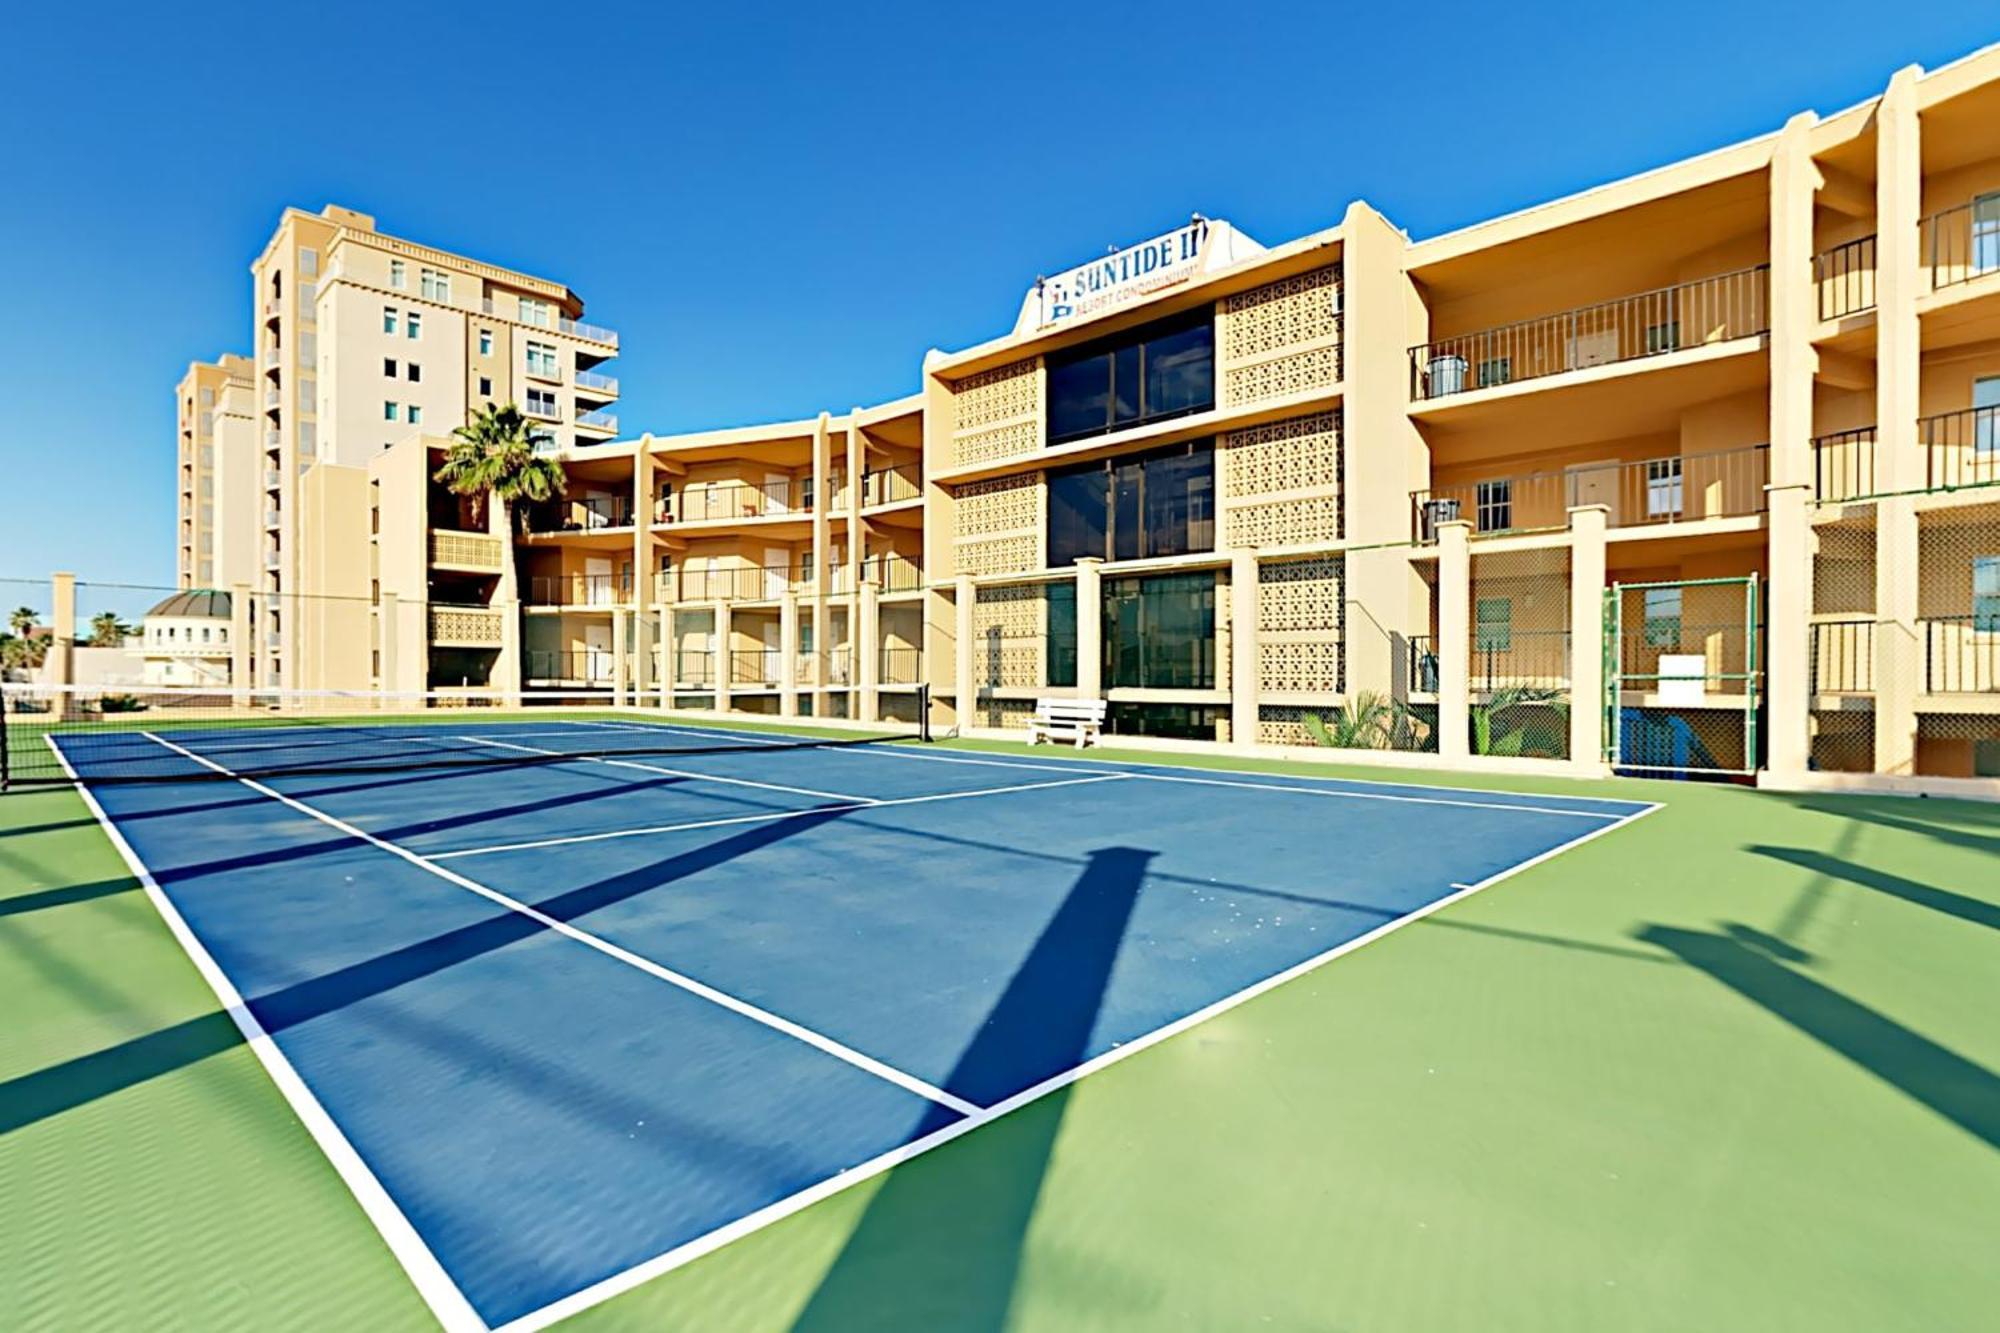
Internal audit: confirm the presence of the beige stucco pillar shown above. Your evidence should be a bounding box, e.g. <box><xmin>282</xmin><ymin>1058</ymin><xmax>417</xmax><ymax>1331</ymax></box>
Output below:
<box><xmin>1436</xmin><ymin>521</ymin><xmax>1472</xmax><ymax>760</ymax></box>
<box><xmin>495</xmin><ymin>599</ymin><xmax>523</xmax><ymax>706</ymax></box>
<box><xmin>1873</xmin><ymin>66</ymin><xmax>1923</xmax><ymax>776</ymax></box>
<box><xmin>1074</xmin><ymin>558</ymin><xmax>1104</xmax><ymax>700</ymax></box>
<box><xmin>632</xmin><ymin>441</ymin><xmax>654</xmax><ymax>700</ymax></box>
<box><xmin>1228</xmin><ymin>551</ymin><xmax>1259</xmax><ymax>745</ymax></box>
<box><xmin>1766</xmin><ymin>112</ymin><xmax>1821</xmax><ymax>779</ymax></box>
<box><xmin>48</xmin><ymin>572</ymin><xmax>76</xmax><ymax>708</ymax></box>
<box><xmin>811</xmin><ymin>413</ymin><xmax>833</xmax><ymax>718</ymax></box>
<box><xmin>857</xmin><ymin>577</ymin><xmax>881</xmax><ymax>723</ymax></box>
<box><xmin>378</xmin><ymin>591</ymin><xmax>399</xmax><ymax>705</ymax></box>
<box><xmin>954</xmin><ymin>573</ymin><xmax>976</xmax><ymax>729</ymax></box>
<box><xmin>779</xmin><ymin>592</ymin><xmax>800</xmax><ymax>717</ymax></box>
<box><xmin>610</xmin><ymin>607</ymin><xmax>628</xmax><ymax>706</ymax></box>
<box><xmin>713</xmin><ymin>599</ymin><xmax>732</xmax><ymax>714</ymax></box>
<box><xmin>1567</xmin><ymin>507</ymin><xmax>1609</xmax><ymax>771</ymax></box>
<box><xmin>230</xmin><ymin>581</ymin><xmax>252</xmax><ymax>706</ymax></box>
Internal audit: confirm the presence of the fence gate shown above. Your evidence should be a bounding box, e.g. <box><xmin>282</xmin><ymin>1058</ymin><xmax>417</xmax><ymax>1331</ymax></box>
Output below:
<box><xmin>1604</xmin><ymin>575</ymin><xmax>1761</xmax><ymax>777</ymax></box>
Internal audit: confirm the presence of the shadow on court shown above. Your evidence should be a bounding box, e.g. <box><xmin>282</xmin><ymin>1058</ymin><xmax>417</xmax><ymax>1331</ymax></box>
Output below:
<box><xmin>789</xmin><ymin>846</ymin><xmax>1154</xmax><ymax>1333</ymax></box>
<box><xmin>1753</xmin><ymin>845</ymin><xmax>2000</xmax><ymax>933</ymax></box>
<box><xmin>1636</xmin><ymin>922</ymin><xmax>1998</xmax><ymax>1149</ymax></box>
<box><xmin>0</xmin><ymin>806</ymin><xmax>852</xmax><ymax>1137</ymax></box>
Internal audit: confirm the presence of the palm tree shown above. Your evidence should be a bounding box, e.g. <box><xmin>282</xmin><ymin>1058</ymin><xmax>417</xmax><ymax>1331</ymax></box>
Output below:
<box><xmin>433</xmin><ymin>403</ymin><xmax>566</xmax><ymax>605</ymax></box>
<box><xmin>1472</xmin><ymin>684</ymin><xmax>1570</xmax><ymax>757</ymax></box>
<box><xmin>1304</xmin><ymin>691</ymin><xmax>1393</xmax><ymax>749</ymax></box>
<box><xmin>8</xmin><ymin>606</ymin><xmax>36</xmax><ymax>637</ymax></box>
<box><xmin>86</xmin><ymin>611</ymin><xmax>134</xmax><ymax>646</ymax></box>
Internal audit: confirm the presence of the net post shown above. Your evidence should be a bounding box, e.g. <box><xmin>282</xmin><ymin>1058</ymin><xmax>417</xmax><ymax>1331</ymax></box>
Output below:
<box><xmin>0</xmin><ymin>685</ymin><xmax>12</xmax><ymax>793</ymax></box>
<box><xmin>918</xmin><ymin>683</ymin><xmax>932</xmax><ymax>743</ymax></box>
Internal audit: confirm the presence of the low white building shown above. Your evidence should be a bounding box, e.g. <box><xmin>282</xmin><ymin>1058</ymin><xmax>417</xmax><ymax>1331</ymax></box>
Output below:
<box><xmin>141</xmin><ymin>589</ymin><xmax>234</xmax><ymax>687</ymax></box>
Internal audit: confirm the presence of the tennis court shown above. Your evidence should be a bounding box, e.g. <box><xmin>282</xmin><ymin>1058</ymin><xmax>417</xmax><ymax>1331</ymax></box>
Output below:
<box><xmin>29</xmin><ymin>703</ymin><xmax>1654</xmax><ymax>1331</ymax></box>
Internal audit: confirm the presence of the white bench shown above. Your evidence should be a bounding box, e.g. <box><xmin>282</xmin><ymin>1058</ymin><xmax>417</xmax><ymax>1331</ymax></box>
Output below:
<box><xmin>1026</xmin><ymin>697</ymin><xmax>1107</xmax><ymax>748</ymax></box>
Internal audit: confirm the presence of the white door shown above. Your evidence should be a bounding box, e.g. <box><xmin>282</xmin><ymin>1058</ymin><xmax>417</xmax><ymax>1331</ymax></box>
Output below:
<box><xmin>1567</xmin><ymin>460</ymin><xmax>1623</xmax><ymax>525</ymax></box>
<box><xmin>760</xmin><ymin>620</ymin><xmax>781</xmax><ymax>682</ymax></box>
<box><xmin>585</xmin><ymin>556</ymin><xmax>612</xmax><ymax>606</ymax></box>
<box><xmin>764</xmin><ymin>471</ymin><xmax>789</xmax><ymax>514</ymax></box>
<box><xmin>764</xmin><ymin>547</ymin><xmax>789</xmax><ymax>599</ymax></box>
<box><xmin>583</xmin><ymin>623</ymin><xmax>612</xmax><ymax>685</ymax></box>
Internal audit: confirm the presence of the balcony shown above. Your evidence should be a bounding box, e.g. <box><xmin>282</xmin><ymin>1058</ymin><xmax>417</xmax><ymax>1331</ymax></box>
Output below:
<box><xmin>660</xmin><ymin>564</ymin><xmax>793</xmax><ymax>603</ymax></box>
<box><xmin>264</xmin><ymin>508</ymin><xmax>281</xmax><ymax>528</ymax></box>
<box><xmin>673</xmin><ymin>649</ymin><xmax>716</xmax><ymax>687</ymax></box>
<box><xmin>264</xmin><ymin>352</ymin><xmax>284</xmax><ymax>378</ymax></box>
<box><xmin>880</xmin><ymin>644</ymin><xmax>923</xmax><ymax>685</ymax></box>
<box><xmin>1412</xmin><ymin>444</ymin><xmax>1770</xmax><ymax>540</ymax></box>
<box><xmin>840</xmin><ymin>553</ymin><xmax>924</xmax><ymax>593</ymax></box>
<box><xmin>527</xmin><ymin>573</ymin><xmax>632</xmax><ymax>607</ymax></box>
<box><xmin>1814</xmin><ymin>235</ymin><xmax>1876</xmax><ymax>320</ymax></box>
<box><xmin>796</xmin><ymin>646</ymin><xmax>854</xmax><ymax>687</ymax></box>
<box><xmin>429</xmin><ymin>605</ymin><xmax>505</xmax><ymax>647</ymax></box>
<box><xmin>1810</xmin><ymin>619</ymin><xmax>1874</xmax><ymax>694</ymax></box>
<box><xmin>265</xmin><ymin>430</ymin><xmax>282</xmax><ymax>449</ymax></box>
<box><xmin>1925</xmin><ymin>616</ymin><xmax>1999</xmax><ymax>693</ymax></box>
<box><xmin>524</xmin><ymin>399</ymin><xmax>562</xmax><ymax>422</ymax></box>
<box><xmin>1410</xmin><ymin>266</ymin><xmax>1769</xmax><ymax>400</ymax></box>
<box><xmin>1917</xmin><ymin>407</ymin><xmax>2000</xmax><ymax>489</ymax></box>
<box><xmin>264</xmin><ymin>388</ymin><xmax>281</xmax><ymax>410</ymax></box>
<box><xmin>861</xmin><ymin>464</ymin><xmax>922</xmax><ymax>507</ymax></box>
<box><xmin>526</xmin><ymin>649</ymin><xmax>618</xmax><ymax>687</ymax></box>
<box><xmin>526</xmin><ymin>497</ymin><xmax>634</xmax><ymax>533</ymax></box>
<box><xmin>575</xmin><ymin>369</ymin><xmax>620</xmax><ymax>396</ymax></box>
<box><xmin>1470</xmin><ymin>629</ymin><xmax>1571</xmax><ymax>693</ymax></box>
<box><xmin>264</xmin><ymin>552</ymin><xmax>280</xmax><ymax>570</ymax></box>
<box><xmin>730</xmin><ymin>648</ymin><xmax>781</xmax><ymax>686</ymax></box>
<box><xmin>263</xmin><ymin>299</ymin><xmax>281</xmax><ymax>324</ymax></box>
<box><xmin>559</xmin><ymin>315</ymin><xmax>618</xmax><ymax>346</ymax></box>
<box><xmin>428</xmin><ymin>529</ymin><xmax>505</xmax><ymax>572</ymax></box>
<box><xmin>576</xmin><ymin>408</ymin><xmax>619</xmax><ymax>435</ymax></box>
<box><xmin>1812</xmin><ymin>427</ymin><xmax>1876</xmax><ymax>501</ymax></box>
<box><xmin>657</xmin><ymin>480</ymin><xmax>800</xmax><ymax>524</ymax></box>
<box><xmin>1920</xmin><ymin>199</ymin><xmax>2000</xmax><ymax>292</ymax></box>
<box><xmin>265</xmin><ymin>469</ymin><xmax>283</xmax><ymax>489</ymax></box>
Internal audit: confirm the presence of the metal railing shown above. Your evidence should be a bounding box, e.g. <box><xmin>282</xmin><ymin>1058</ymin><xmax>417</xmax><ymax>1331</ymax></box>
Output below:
<box><xmin>730</xmin><ymin>648</ymin><xmax>782</xmax><ymax>686</ymax></box>
<box><xmin>526</xmin><ymin>649</ymin><xmax>619</xmax><ymax>686</ymax></box>
<box><xmin>1811</xmin><ymin>427</ymin><xmax>1876</xmax><ymax>501</ymax></box>
<box><xmin>673</xmin><ymin>649</ymin><xmax>716</xmax><ymax>686</ymax></box>
<box><xmin>1925</xmin><ymin>616</ymin><xmax>1999</xmax><ymax>693</ymax></box>
<box><xmin>1917</xmin><ymin>407</ymin><xmax>2000</xmax><ymax>489</ymax></box>
<box><xmin>1814</xmin><ymin>235</ymin><xmax>1876</xmax><ymax>319</ymax></box>
<box><xmin>858</xmin><ymin>553</ymin><xmax>924</xmax><ymax>592</ymax></box>
<box><xmin>880</xmin><ymin>645</ymin><xmax>922</xmax><ymax>685</ymax></box>
<box><xmin>1810</xmin><ymin>619</ymin><xmax>1874</xmax><ymax>694</ymax></box>
<box><xmin>526</xmin><ymin>573</ymin><xmax>632</xmax><ymax>606</ymax></box>
<box><xmin>1412</xmin><ymin>444</ymin><xmax>1769</xmax><ymax>540</ymax></box>
<box><xmin>796</xmin><ymin>646</ymin><xmax>854</xmax><ymax>687</ymax></box>
<box><xmin>1470</xmin><ymin>629</ymin><xmax>1571</xmax><ymax>692</ymax></box>
<box><xmin>1920</xmin><ymin>199</ymin><xmax>2000</xmax><ymax>291</ymax></box>
<box><xmin>661</xmin><ymin>564</ymin><xmax>794</xmax><ymax>602</ymax></box>
<box><xmin>861</xmin><ymin>464</ymin><xmax>922</xmax><ymax>506</ymax></box>
<box><xmin>523</xmin><ymin>399</ymin><xmax>562</xmax><ymax>422</ymax></box>
<box><xmin>264</xmin><ymin>469</ymin><xmax>283</xmax><ymax>489</ymax></box>
<box><xmin>560</xmin><ymin>315</ymin><xmax>618</xmax><ymax>345</ymax></box>
<box><xmin>658</xmin><ymin>479</ymin><xmax>800</xmax><ymax>522</ymax></box>
<box><xmin>1406</xmin><ymin>636</ymin><xmax>1438</xmax><ymax>692</ymax></box>
<box><xmin>576</xmin><ymin>408</ymin><xmax>619</xmax><ymax>433</ymax></box>
<box><xmin>1409</xmin><ymin>265</ymin><xmax>1769</xmax><ymax>400</ymax></box>
<box><xmin>264</xmin><ymin>388</ymin><xmax>281</xmax><ymax>409</ymax></box>
<box><xmin>574</xmin><ymin>369</ymin><xmax>620</xmax><ymax>394</ymax></box>
<box><xmin>526</xmin><ymin>497</ymin><xmax>634</xmax><ymax>532</ymax></box>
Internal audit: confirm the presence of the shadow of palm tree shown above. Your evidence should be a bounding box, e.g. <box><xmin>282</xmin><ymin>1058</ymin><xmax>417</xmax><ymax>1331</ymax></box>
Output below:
<box><xmin>789</xmin><ymin>846</ymin><xmax>1155</xmax><ymax>1333</ymax></box>
<box><xmin>1753</xmin><ymin>845</ymin><xmax>2000</xmax><ymax>932</ymax></box>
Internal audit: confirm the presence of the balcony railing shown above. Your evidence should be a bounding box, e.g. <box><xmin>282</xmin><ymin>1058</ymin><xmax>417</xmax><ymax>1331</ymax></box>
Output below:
<box><xmin>1814</xmin><ymin>235</ymin><xmax>1877</xmax><ymax>320</ymax></box>
<box><xmin>880</xmin><ymin>645</ymin><xmax>922</xmax><ymax>685</ymax></box>
<box><xmin>730</xmin><ymin>648</ymin><xmax>782</xmax><ymax>686</ymax></box>
<box><xmin>1410</xmin><ymin>266</ymin><xmax>1770</xmax><ymax>400</ymax></box>
<box><xmin>842</xmin><ymin>553</ymin><xmax>924</xmax><ymax>593</ymax></box>
<box><xmin>576</xmin><ymin>408</ymin><xmax>619</xmax><ymax>433</ymax></box>
<box><xmin>861</xmin><ymin>464</ymin><xmax>923</xmax><ymax>507</ymax></box>
<box><xmin>265</xmin><ymin>430</ymin><xmax>282</xmax><ymax>449</ymax></box>
<box><xmin>1812</xmin><ymin>427</ymin><xmax>1876</xmax><ymax>501</ymax></box>
<box><xmin>524</xmin><ymin>399</ymin><xmax>562</xmax><ymax>422</ymax></box>
<box><xmin>1810</xmin><ymin>619</ymin><xmax>1874</xmax><ymax>694</ymax></box>
<box><xmin>560</xmin><ymin>315</ymin><xmax>618</xmax><ymax>345</ymax></box>
<box><xmin>796</xmin><ymin>646</ymin><xmax>854</xmax><ymax>687</ymax></box>
<box><xmin>658</xmin><ymin>480</ymin><xmax>799</xmax><ymax>523</ymax></box>
<box><xmin>1406</xmin><ymin>635</ymin><xmax>1438</xmax><ymax>692</ymax></box>
<box><xmin>526</xmin><ymin>649</ymin><xmax>618</xmax><ymax>686</ymax></box>
<box><xmin>1920</xmin><ymin>199</ymin><xmax>2000</xmax><ymax>292</ymax></box>
<box><xmin>1917</xmin><ymin>407</ymin><xmax>2000</xmax><ymax>489</ymax></box>
<box><xmin>526</xmin><ymin>497</ymin><xmax>634</xmax><ymax>532</ymax></box>
<box><xmin>429</xmin><ymin>529</ymin><xmax>505</xmax><ymax>571</ymax></box>
<box><xmin>1925</xmin><ymin>615</ymin><xmax>1999</xmax><ymax>693</ymax></box>
<box><xmin>263</xmin><ymin>299</ymin><xmax>282</xmax><ymax>322</ymax></box>
<box><xmin>264</xmin><ymin>469</ymin><xmax>283</xmax><ymax>489</ymax></box>
<box><xmin>429</xmin><ymin>605</ymin><xmax>504</xmax><ymax>646</ymax></box>
<box><xmin>526</xmin><ymin>573</ymin><xmax>632</xmax><ymax>606</ymax></box>
<box><xmin>661</xmin><ymin>564</ymin><xmax>793</xmax><ymax>602</ymax></box>
<box><xmin>574</xmin><ymin>369</ymin><xmax>620</xmax><ymax>395</ymax></box>
<box><xmin>1470</xmin><ymin>629</ymin><xmax>1571</xmax><ymax>692</ymax></box>
<box><xmin>264</xmin><ymin>388</ymin><xmax>281</xmax><ymax>410</ymax></box>
<box><xmin>1412</xmin><ymin>444</ymin><xmax>1769</xmax><ymax>540</ymax></box>
<box><xmin>671</xmin><ymin>649</ymin><xmax>716</xmax><ymax>686</ymax></box>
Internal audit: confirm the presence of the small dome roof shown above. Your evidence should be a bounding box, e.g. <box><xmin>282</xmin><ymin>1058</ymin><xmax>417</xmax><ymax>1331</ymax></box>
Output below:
<box><xmin>145</xmin><ymin>588</ymin><xmax>233</xmax><ymax>619</ymax></box>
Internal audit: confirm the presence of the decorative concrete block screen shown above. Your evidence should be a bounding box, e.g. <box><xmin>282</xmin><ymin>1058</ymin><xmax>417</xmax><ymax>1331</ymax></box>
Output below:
<box><xmin>951</xmin><ymin>472</ymin><xmax>1042</xmax><ymax>577</ymax></box>
<box><xmin>1218</xmin><ymin>264</ymin><xmax>1342</xmax><ymax>408</ymax></box>
<box><xmin>1220</xmin><ymin>411</ymin><xmax>1343</xmax><ymax>548</ymax></box>
<box><xmin>949</xmin><ymin>358</ymin><xmax>1042</xmax><ymax>468</ymax></box>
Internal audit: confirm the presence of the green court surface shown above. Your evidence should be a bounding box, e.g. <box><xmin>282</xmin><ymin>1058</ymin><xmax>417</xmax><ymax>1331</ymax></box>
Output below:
<box><xmin>3</xmin><ymin>741</ymin><xmax>1995</xmax><ymax>1332</ymax></box>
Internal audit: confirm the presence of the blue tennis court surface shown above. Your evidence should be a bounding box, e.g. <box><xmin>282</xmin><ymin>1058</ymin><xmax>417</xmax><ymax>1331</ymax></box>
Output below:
<box><xmin>61</xmin><ymin>718</ymin><xmax>1653</xmax><ymax>1330</ymax></box>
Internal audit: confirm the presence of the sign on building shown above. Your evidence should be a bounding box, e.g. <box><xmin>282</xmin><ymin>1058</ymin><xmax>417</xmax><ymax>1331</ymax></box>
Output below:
<box><xmin>1015</xmin><ymin>217</ymin><xmax>1263</xmax><ymax>334</ymax></box>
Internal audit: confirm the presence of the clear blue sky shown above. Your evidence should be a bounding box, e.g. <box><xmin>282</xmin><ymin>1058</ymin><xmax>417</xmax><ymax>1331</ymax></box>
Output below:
<box><xmin>2</xmin><ymin>1</ymin><xmax>1994</xmax><ymax>616</ymax></box>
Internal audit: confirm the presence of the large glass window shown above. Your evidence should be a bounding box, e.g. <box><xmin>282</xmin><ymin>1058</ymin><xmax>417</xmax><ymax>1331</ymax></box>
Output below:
<box><xmin>1046</xmin><ymin>309</ymin><xmax>1214</xmax><ymax>442</ymax></box>
<box><xmin>1102</xmin><ymin>573</ymin><xmax>1215</xmax><ymax>689</ymax></box>
<box><xmin>1046</xmin><ymin>440</ymin><xmax>1214</xmax><ymax>565</ymax></box>
<box><xmin>1047</xmin><ymin>582</ymin><xmax>1077</xmax><ymax>687</ymax></box>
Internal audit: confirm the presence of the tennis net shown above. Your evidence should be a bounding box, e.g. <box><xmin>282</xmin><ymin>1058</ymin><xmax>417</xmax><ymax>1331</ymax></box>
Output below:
<box><xmin>0</xmin><ymin>684</ymin><xmax>927</xmax><ymax>789</ymax></box>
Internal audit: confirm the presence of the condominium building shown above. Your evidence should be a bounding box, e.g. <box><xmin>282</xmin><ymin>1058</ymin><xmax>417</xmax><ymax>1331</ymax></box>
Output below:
<box><xmin>176</xmin><ymin>44</ymin><xmax>2000</xmax><ymax>795</ymax></box>
<box><xmin>173</xmin><ymin>354</ymin><xmax>255</xmax><ymax>589</ymax></box>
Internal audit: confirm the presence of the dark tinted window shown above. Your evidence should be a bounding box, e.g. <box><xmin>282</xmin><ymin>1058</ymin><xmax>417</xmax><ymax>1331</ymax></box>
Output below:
<box><xmin>1046</xmin><ymin>309</ymin><xmax>1214</xmax><ymax>442</ymax></box>
<box><xmin>1047</xmin><ymin>441</ymin><xmax>1213</xmax><ymax>566</ymax></box>
<box><xmin>1046</xmin><ymin>582</ymin><xmax>1077</xmax><ymax>687</ymax></box>
<box><xmin>1102</xmin><ymin>572</ymin><xmax>1215</xmax><ymax>689</ymax></box>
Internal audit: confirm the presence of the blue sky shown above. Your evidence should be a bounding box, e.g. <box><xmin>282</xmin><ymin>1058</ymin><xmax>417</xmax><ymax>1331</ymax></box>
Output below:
<box><xmin>1</xmin><ymin>1</ymin><xmax>1995</xmax><ymax>616</ymax></box>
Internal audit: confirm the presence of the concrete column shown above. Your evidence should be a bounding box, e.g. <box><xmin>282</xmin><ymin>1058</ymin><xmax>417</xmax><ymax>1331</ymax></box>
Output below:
<box><xmin>48</xmin><ymin>573</ymin><xmax>76</xmax><ymax>717</ymax></box>
<box><xmin>495</xmin><ymin>600</ymin><xmax>522</xmax><ymax>706</ymax></box>
<box><xmin>857</xmin><ymin>578</ymin><xmax>881</xmax><ymax>723</ymax></box>
<box><xmin>844</xmin><ymin>421</ymin><xmax>864</xmax><ymax>595</ymax></box>
<box><xmin>231</xmin><ymin>581</ymin><xmax>252</xmax><ymax>706</ymax></box>
<box><xmin>779</xmin><ymin>592</ymin><xmax>800</xmax><ymax>716</ymax></box>
<box><xmin>660</xmin><ymin>605</ymin><xmax>677</xmax><ymax>705</ymax></box>
<box><xmin>1873</xmin><ymin>67</ymin><xmax>1923</xmax><ymax>776</ymax></box>
<box><xmin>811</xmin><ymin>413</ymin><xmax>833</xmax><ymax>718</ymax></box>
<box><xmin>1437</xmin><ymin>521</ymin><xmax>1472</xmax><ymax>760</ymax></box>
<box><xmin>611</xmin><ymin>608</ymin><xmax>628</xmax><ymax>706</ymax></box>
<box><xmin>713</xmin><ymin>600</ymin><xmax>732</xmax><ymax>715</ymax></box>
<box><xmin>633</xmin><ymin>440</ymin><xmax>654</xmax><ymax>700</ymax></box>
<box><xmin>1074</xmin><ymin>558</ymin><xmax>1104</xmax><ymax>700</ymax></box>
<box><xmin>629</xmin><ymin>609</ymin><xmax>652</xmax><ymax>706</ymax></box>
<box><xmin>379</xmin><ymin>590</ymin><xmax>399</xmax><ymax>705</ymax></box>
<box><xmin>954</xmin><ymin>573</ymin><xmax>976</xmax><ymax>729</ymax></box>
<box><xmin>1766</xmin><ymin>112</ymin><xmax>1820</xmax><ymax>780</ymax></box>
<box><xmin>1228</xmin><ymin>551</ymin><xmax>1258</xmax><ymax>744</ymax></box>
<box><xmin>1567</xmin><ymin>507</ymin><xmax>1609</xmax><ymax>771</ymax></box>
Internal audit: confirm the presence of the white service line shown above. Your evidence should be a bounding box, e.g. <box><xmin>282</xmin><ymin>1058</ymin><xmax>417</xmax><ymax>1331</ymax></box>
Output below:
<box><xmin>458</xmin><ymin>736</ymin><xmax>877</xmax><ymax>805</ymax></box>
<box><xmin>47</xmin><ymin>737</ymin><xmax>487</xmax><ymax>1333</ymax></box>
<box><xmin>1129</xmin><ymin>771</ymin><xmax>1628</xmax><ymax>819</ymax></box>
<box><xmin>494</xmin><ymin>793</ymin><xmax>1668</xmax><ymax>1333</ymax></box>
<box><xmin>433</xmin><ymin>773</ymin><xmax>1133</xmax><ymax>860</ymax></box>
<box><xmin>137</xmin><ymin>731</ymin><xmax>979</xmax><ymax>1120</ymax></box>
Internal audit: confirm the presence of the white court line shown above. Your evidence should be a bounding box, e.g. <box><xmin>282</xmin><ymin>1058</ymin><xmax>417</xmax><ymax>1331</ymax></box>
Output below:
<box><xmin>495</xmin><ymin>790</ymin><xmax>1668</xmax><ymax>1333</ymax></box>
<box><xmin>431</xmin><ymin>773</ymin><xmax>1132</xmax><ymax>860</ymax></box>
<box><xmin>44</xmin><ymin>737</ymin><xmax>488</xmax><ymax>1333</ymax></box>
<box><xmin>136</xmin><ymin>730</ymin><xmax>979</xmax><ymax>1123</ymax></box>
<box><xmin>1130</xmin><ymin>772</ymin><xmax>1627</xmax><ymax>820</ymax></box>
<box><xmin>458</xmin><ymin>736</ymin><xmax>878</xmax><ymax>805</ymax></box>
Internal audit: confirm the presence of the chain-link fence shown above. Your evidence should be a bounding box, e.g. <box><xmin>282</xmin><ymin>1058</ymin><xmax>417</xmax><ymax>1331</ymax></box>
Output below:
<box><xmin>1607</xmin><ymin>576</ymin><xmax>1760</xmax><ymax>775</ymax></box>
<box><xmin>1468</xmin><ymin>546</ymin><xmax>1570</xmax><ymax>759</ymax></box>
